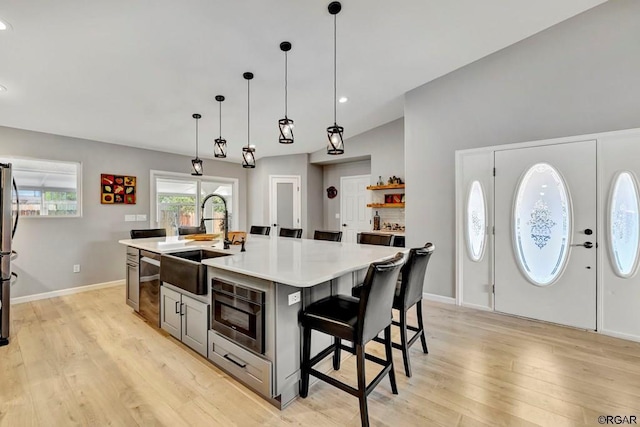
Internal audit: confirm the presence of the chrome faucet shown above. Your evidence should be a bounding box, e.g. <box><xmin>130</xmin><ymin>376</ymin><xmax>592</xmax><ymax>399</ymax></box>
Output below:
<box><xmin>200</xmin><ymin>193</ymin><xmax>231</xmax><ymax>249</ymax></box>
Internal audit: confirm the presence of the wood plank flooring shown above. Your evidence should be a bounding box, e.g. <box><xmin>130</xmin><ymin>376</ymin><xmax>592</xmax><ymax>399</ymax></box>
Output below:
<box><xmin>1</xmin><ymin>286</ymin><xmax>639</xmax><ymax>426</ymax></box>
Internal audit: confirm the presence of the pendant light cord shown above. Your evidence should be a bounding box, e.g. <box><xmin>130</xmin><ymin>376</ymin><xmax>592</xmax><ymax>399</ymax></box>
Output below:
<box><xmin>247</xmin><ymin>78</ymin><xmax>250</xmax><ymax>149</ymax></box>
<box><xmin>285</xmin><ymin>50</ymin><xmax>288</xmax><ymax>117</ymax></box>
<box><xmin>219</xmin><ymin>101</ymin><xmax>222</xmax><ymax>139</ymax></box>
<box><xmin>195</xmin><ymin>117</ymin><xmax>199</xmax><ymax>158</ymax></box>
<box><xmin>333</xmin><ymin>13</ymin><xmax>337</xmax><ymax>125</ymax></box>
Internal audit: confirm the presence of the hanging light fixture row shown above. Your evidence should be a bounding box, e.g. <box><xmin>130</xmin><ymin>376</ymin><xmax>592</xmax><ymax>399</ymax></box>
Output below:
<box><xmin>186</xmin><ymin>1</ymin><xmax>344</xmax><ymax>173</ymax></box>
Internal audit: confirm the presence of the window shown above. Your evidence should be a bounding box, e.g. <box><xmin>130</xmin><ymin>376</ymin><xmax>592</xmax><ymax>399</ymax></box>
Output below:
<box><xmin>151</xmin><ymin>171</ymin><xmax>237</xmax><ymax>235</ymax></box>
<box><xmin>1</xmin><ymin>157</ymin><xmax>81</xmax><ymax>217</ymax></box>
<box><xmin>513</xmin><ymin>163</ymin><xmax>570</xmax><ymax>286</ymax></box>
<box><xmin>609</xmin><ymin>172</ymin><xmax>640</xmax><ymax>278</ymax></box>
<box><xmin>466</xmin><ymin>180</ymin><xmax>486</xmax><ymax>262</ymax></box>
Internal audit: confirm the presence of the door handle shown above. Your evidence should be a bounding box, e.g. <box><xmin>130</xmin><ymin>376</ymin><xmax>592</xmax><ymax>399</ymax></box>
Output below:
<box><xmin>571</xmin><ymin>241</ymin><xmax>594</xmax><ymax>249</ymax></box>
<box><xmin>223</xmin><ymin>353</ymin><xmax>247</xmax><ymax>368</ymax></box>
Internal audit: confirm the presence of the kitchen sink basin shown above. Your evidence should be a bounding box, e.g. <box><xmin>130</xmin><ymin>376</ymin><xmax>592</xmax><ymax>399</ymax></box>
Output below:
<box><xmin>160</xmin><ymin>250</ymin><xmax>230</xmax><ymax>295</ymax></box>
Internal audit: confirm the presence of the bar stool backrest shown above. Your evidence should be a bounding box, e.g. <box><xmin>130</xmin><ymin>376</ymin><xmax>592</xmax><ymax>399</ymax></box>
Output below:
<box><xmin>249</xmin><ymin>226</ymin><xmax>271</xmax><ymax>235</ymax></box>
<box><xmin>279</xmin><ymin>228</ymin><xmax>303</xmax><ymax>238</ymax></box>
<box><xmin>357</xmin><ymin>253</ymin><xmax>405</xmax><ymax>344</ymax></box>
<box><xmin>399</xmin><ymin>243</ymin><xmax>435</xmax><ymax>308</ymax></box>
<box><xmin>130</xmin><ymin>228</ymin><xmax>166</xmax><ymax>239</ymax></box>
<box><xmin>178</xmin><ymin>225</ymin><xmax>205</xmax><ymax>236</ymax></box>
<box><xmin>313</xmin><ymin>230</ymin><xmax>342</xmax><ymax>242</ymax></box>
<box><xmin>357</xmin><ymin>232</ymin><xmax>392</xmax><ymax>246</ymax></box>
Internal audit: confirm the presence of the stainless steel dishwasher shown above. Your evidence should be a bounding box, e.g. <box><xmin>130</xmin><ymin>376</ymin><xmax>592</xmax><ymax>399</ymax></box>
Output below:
<box><xmin>139</xmin><ymin>250</ymin><xmax>161</xmax><ymax>326</ymax></box>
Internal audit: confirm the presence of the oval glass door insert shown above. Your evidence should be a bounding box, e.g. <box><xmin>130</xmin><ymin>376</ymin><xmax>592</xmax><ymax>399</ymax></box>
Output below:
<box><xmin>609</xmin><ymin>172</ymin><xmax>640</xmax><ymax>277</ymax></box>
<box><xmin>466</xmin><ymin>180</ymin><xmax>486</xmax><ymax>261</ymax></box>
<box><xmin>514</xmin><ymin>163</ymin><xmax>571</xmax><ymax>286</ymax></box>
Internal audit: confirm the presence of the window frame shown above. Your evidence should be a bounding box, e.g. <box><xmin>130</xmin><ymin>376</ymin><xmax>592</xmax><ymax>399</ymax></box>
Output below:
<box><xmin>2</xmin><ymin>156</ymin><xmax>83</xmax><ymax>219</ymax></box>
<box><xmin>150</xmin><ymin>170</ymin><xmax>239</xmax><ymax>231</ymax></box>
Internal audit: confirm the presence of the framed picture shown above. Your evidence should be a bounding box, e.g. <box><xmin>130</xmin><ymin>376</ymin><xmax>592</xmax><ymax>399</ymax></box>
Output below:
<box><xmin>101</xmin><ymin>174</ymin><xmax>136</xmax><ymax>204</ymax></box>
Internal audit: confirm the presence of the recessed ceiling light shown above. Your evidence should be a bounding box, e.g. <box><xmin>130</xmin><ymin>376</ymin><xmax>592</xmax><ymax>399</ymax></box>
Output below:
<box><xmin>338</xmin><ymin>97</ymin><xmax>348</xmax><ymax>103</ymax></box>
<box><xmin>0</xmin><ymin>85</ymin><xmax>7</xmax><ymax>92</ymax></box>
<box><xmin>0</xmin><ymin>19</ymin><xmax>11</xmax><ymax>31</ymax></box>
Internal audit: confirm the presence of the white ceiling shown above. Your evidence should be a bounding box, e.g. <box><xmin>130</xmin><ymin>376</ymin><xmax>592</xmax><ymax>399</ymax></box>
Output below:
<box><xmin>0</xmin><ymin>0</ymin><xmax>606</xmax><ymax>163</ymax></box>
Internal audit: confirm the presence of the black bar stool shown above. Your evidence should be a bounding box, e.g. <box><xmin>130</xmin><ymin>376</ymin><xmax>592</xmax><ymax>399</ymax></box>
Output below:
<box><xmin>357</xmin><ymin>232</ymin><xmax>392</xmax><ymax>246</ymax></box>
<box><xmin>178</xmin><ymin>225</ymin><xmax>205</xmax><ymax>235</ymax></box>
<box><xmin>249</xmin><ymin>225</ymin><xmax>271</xmax><ymax>235</ymax></box>
<box><xmin>130</xmin><ymin>228</ymin><xmax>166</xmax><ymax>239</ymax></box>
<box><xmin>313</xmin><ymin>230</ymin><xmax>342</xmax><ymax>242</ymax></box>
<box><xmin>353</xmin><ymin>243</ymin><xmax>435</xmax><ymax>377</ymax></box>
<box><xmin>279</xmin><ymin>227</ymin><xmax>303</xmax><ymax>238</ymax></box>
<box><xmin>300</xmin><ymin>253</ymin><xmax>405</xmax><ymax>427</ymax></box>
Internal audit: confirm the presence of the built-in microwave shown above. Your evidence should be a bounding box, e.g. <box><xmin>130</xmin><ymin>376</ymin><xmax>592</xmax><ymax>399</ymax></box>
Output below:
<box><xmin>211</xmin><ymin>278</ymin><xmax>265</xmax><ymax>355</ymax></box>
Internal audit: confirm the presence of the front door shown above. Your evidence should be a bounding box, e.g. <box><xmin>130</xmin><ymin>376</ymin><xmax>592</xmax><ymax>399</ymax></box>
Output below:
<box><xmin>340</xmin><ymin>175</ymin><xmax>371</xmax><ymax>243</ymax></box>
<box><xmin>494</xmin><ymin>141</ymin><xmax>597</xmax><ymax>329</ymax></box>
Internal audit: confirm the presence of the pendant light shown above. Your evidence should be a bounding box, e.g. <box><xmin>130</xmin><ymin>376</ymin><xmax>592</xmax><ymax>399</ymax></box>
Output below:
<box><xmin>191</xmin><ymin>113</ymin><xmax>203</xmax><ymax>175</ymax></box>
<box><xmin>278</xmin><ymin>41</ymin><xmax>294</xmax><ymax>144</ymax></box>
<box><xmin>242</xmin><ymin>72</ymin><xmax>256</xmax><ymax>168</ymax></box>
<box><xmin>326</xmin><ymin>1</ymin><xmax>344</xmax><ymax>155</ymax></box>
<box><xmin>214</xmin><ymin>95</ymin><xmax>227</xmax><ymax>158</ymax></box>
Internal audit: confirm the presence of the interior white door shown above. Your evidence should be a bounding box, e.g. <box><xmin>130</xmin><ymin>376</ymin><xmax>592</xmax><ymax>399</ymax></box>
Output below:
<box><xmin>340</xmin><ymin>175</ymin><xmax>371</xmax><ymax>244</ymax></box>
<box><xmin>494</xmin><ymin>141</ymin><xmax>597</xmax><ymax>330</ymax></box>
<box><xmin>270</xmin><ymin>175</ymin><xmax>301</xmax><ymax>235</ymax></box>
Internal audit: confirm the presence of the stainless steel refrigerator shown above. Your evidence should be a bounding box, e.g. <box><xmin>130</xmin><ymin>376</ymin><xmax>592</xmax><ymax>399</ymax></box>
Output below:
<box><xmin>0</xmin><ymin>163</ymin><xmax>19</xmax><ymax>346</ymax></box>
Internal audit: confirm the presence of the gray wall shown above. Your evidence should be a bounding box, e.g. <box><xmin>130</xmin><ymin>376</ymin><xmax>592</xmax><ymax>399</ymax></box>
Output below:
<box><xmin>246</xmin><ymin>153</ymin><xmax>323</xmax><ymax>239</ymax></box>
<box><xmin>404</xmin><ymin>0</ymin><xmax>640</xmax><ymax>297</ymax></box>
<box><xmin>1</xmin><ymin>126</ymin><xmax>247</xmax><ymax>298</ymax></box>
<box><xmin>311</xmin><ymin>118</ymin><xmax>405</xmax><ymax>230</ymax></box>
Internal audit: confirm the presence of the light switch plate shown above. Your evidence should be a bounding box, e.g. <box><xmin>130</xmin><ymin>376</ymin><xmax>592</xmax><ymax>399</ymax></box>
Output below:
<box><xmin>335</xmin><ymin>213</ymin><xmax>340</xmax><ymax>219</ymax></box>
<box><xmin>136</xmin><ymin>214</ymin><xmax>147</xmax><ymax>221</ymax></box>
<box><xmin>125</xmin><ymin>214</ymin><xmax>136</xmax><ymax>222</ymax></box>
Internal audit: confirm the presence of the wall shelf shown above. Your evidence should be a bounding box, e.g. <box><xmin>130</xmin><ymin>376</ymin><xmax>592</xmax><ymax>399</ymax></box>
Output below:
<box><xmin>366</xmin><ymin>184</ymin><xmax>405</xmax><ymax>190</ymax></box>
<box><xmin>367</xmin><ymin>203</ymin><xmax>405</xmax><ymax>208</ymax></box>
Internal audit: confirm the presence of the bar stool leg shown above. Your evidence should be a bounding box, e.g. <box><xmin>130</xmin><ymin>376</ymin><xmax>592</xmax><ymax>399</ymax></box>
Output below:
<box><xmin>333</xmin><ymin>337</ymin><xmax>342</xmax><ymax>370</ymax></box>
<box><xmin>416</xmin><ymin>301</ymin><xmax>429</xmax><ymax>354</ymax></box>
<box><xmin>399</xmin><ymin>308</ymin><xmax>412</xmax><ymax>377</ymax></box>
<box><xmin>384</xmin><ymin>325</ymin><xmax>398</xmax><ymax>394</ymax></box>
<box><xmin>300</xmin><ymin>325</ymin><xmax>312</xmax><ymax>398</ymax></box>
<box><xmin>355</xmin><ymin>343</ymin><xmax>369</xmax><ymax>427</ymax></box>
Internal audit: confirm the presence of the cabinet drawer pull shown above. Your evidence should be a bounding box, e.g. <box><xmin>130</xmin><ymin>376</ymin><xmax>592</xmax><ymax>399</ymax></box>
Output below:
<box><xmin>223</xmin><ymin>353</ymin><xmax>247</xmax><ymax>368</ymax></box>
<box><xmin>175</xmin><ymin>301</ymin><xmax>180</xmax><ymax>314</ymax></box>
<box><xmin>180</xmin><ymin>303</ymin><xmax>185</xmax><ymax>316</ymax></box>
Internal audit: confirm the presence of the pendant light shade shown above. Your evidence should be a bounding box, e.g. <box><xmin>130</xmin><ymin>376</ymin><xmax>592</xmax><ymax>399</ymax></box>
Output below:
<box><xmin>242</xmin><ymin>72</ymin><xmax>256</xmax><ymax>168</ymax></box>
<box><xmin>279</xmin><ymin>41</ymin><xmax>294</xmax><ymax>144</ymax></box>
<box><xmin>326</xmin><ymin>1</ymin><xmax>344</xmax><ymax>155</ymax></box>
<box><xmin>191</xmin><ymin>113</ymin><xmax>203</xmax><ymax>175</ymax></box>
<box><xmin>214</xmin><ymin>95</ymin><xmax>227</xmax><ymax>158</ymax></box>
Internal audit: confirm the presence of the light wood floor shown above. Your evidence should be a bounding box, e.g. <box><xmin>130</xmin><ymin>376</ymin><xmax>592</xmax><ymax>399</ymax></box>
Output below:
<box><xmin>2</xmin><ymin>286</ymin><xmax>640</xmax><ymax>427</ymax></box>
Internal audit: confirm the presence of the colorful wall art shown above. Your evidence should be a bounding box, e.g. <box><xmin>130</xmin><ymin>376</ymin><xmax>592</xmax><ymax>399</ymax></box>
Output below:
<box><xmin>101</xmin><ymin>174</ymin><xmax>136</xmax><ymax>204</ymax></box>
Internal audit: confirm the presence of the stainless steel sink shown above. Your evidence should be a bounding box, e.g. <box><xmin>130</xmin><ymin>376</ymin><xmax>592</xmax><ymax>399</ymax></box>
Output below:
<box><xmin>160</xmin><ymin>250</ymin><xmax>230</xmax><ymax>295</ymax></box>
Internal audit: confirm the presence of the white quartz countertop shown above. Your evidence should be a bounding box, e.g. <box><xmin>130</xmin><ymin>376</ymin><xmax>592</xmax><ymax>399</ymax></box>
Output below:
<box><xmin>119</xmin><ymin>235</ymin><xmax>405</xmax><ymax>287</ymax></box>
<box><xmin>118</xmin><ymin>236</ymin><xmax>231</xmax><ymax>254</ymax></box>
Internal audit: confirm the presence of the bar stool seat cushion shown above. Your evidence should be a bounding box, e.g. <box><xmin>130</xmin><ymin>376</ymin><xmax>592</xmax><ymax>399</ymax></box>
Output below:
<box><xmin>302</xmin><ymin>295</ymin><xmax>360</xmax><ymax>341</ymax></box>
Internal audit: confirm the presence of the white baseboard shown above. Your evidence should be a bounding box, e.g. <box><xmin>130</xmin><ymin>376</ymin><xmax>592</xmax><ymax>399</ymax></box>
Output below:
<box><xmin>599</xmin><ymin>329</ymin><xmax>640</xmax><ymax>344</ymax></box>
<box><xmin>10</xmin><ymin>280</ymin><xmax>125</xmax><ymax>305</ymax></box>
<box><xmin>423</xmin><ymin>292</ymin><xmax>456</xmax><ymax>305</ymax></box>
<box><xmin>461</xmin><ymin>301</ymin><xmax>494</xmax><ymax>312</ymax></box>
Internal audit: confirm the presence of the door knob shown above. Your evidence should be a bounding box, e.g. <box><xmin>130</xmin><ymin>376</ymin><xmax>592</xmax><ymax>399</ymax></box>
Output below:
<box><xmin>571</xmin><ymin>241</ymin><xmax>593</xmax><ymax>248</ymax></box>
<box><xmin>342</xmin><ymin>223</ymin><xmax>347</xmax><ymax>227</ymax></box>
<box><xmin>584</xmin><ymin>228</ymin><xmax>593</xmax><ymax>235</ymax></box>
<box><xmin>273</xmin><ymin>223</ymin><xmax>277</xmax><ymax>227</ymax></box>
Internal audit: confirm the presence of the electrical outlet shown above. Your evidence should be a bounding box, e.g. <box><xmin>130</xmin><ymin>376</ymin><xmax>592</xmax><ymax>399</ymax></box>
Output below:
<box><xmin>124</xmin><ymin>214</ymin><xmax>136</xmax><ymax>222</ymax></box>
<box><xmin>73</xmin><ymin>264</ymin><xmax>80</xmax><ymax>273</ymax></box>
<box><xmin>136</xmin><ymin>214</ymin><xmax>147</xmax><ymax>221</ymax></box>
<box><xmin>288</xmin><ymin>291</ymin><xmax>301</xmax><ymax>306</ymax></box>
<box><xmin>335</xmin><ymin>213</ymin><xmax>340</xmax><ymax>219</ymax></box>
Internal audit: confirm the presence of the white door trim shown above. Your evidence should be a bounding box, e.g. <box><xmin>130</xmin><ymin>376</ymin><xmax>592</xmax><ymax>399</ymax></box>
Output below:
<box><xmin>269</xmin><ymin>175</ymin><xmax>301</xmax><ymax>231</ymax></box>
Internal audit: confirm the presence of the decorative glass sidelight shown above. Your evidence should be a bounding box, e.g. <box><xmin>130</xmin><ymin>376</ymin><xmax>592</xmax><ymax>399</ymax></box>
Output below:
<box><xmin>466</xmin><ymin>180</ymin><xmax>486</xmax><ymax>261</ymax></box>
<box><xmin>609</xmin><ymin>172</ymin><xmax>640</xmax><ymax>277</ymax></box>
<box><xmin>514</xmin><ymin>163</ymin><xmax>571</xmax><ymax>286</ymax></box>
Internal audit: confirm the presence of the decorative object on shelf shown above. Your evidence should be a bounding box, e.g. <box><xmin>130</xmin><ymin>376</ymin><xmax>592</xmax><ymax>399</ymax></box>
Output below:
<box><xmin>278</xmin><ymin>41</ymin><xmax>294</xmax><ymax>144</ymax></box>
<box><xmin>395</xmin><ymin>176</ymin><xmax>403</xmax><ymax>184</ymax></box>
<box><xmin>326</xmin><ymin>185</ymin><xmax>338</xmax><ymax>199</ymax></box>
<box><xmin>190</xmin><ymin>113</ymin><xmax>203</xmax><ymax>176</ymax></box>
<box><xmin>101</xmin><ymin>174</ymin><xmax>136</xmax><ymax>204</ymax></box>
<box><xmin>387</xmin><ymin>176</ymin><xmax>403</xmax><ymax>185</ymax></box>
<box><xmin>242</xmin><ymin>72</ymin><xmax>256</xmax><ymax>168</ymax></box>
<box><xmin>385</xmin><ymin>194</ymin><xmax>403</xmax><ymax>204</ymax></box>
<box><xmin>377</xmin><ymin>175</ymin><xmax>384</xmax><ymax>186</ymax></box>
<box><xmin>214</xmin><ymin>95</ymin><xmax>227</xmax><ymax>158</ymax></box>
<box><xmin>373</xmin><ymin>211</ymin><xmax>381</xmax><ymax>230</ymax></box>
<box><xmin>326</xmin><ymin>1</ymin><xmax>344</xmax><ymax>155</ymax></box>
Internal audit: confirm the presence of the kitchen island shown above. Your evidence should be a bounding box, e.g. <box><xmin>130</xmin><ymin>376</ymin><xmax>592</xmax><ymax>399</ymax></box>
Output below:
<box><xmin>118</xmin><ymin>235</ymin><xmax>404</xmax><ymax>408</ymax></box>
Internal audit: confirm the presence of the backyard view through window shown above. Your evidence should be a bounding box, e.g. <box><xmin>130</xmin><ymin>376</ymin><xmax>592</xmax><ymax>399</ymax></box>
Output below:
<box><xmin>1</xmin><ymin>157</ymin><xmax>81</xmax><ymax>217</ymax></box>
<box><xmin>155</xmin><ymin>176</ymin><xmax>234</xmax><ymax>235</ymax></box>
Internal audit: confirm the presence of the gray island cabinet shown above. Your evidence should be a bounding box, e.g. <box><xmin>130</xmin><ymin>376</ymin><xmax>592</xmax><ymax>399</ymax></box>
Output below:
<box><xmin>119</xmin><ymin>235</ymin><xmax>403</xmax><ymax>409</ymax></box>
